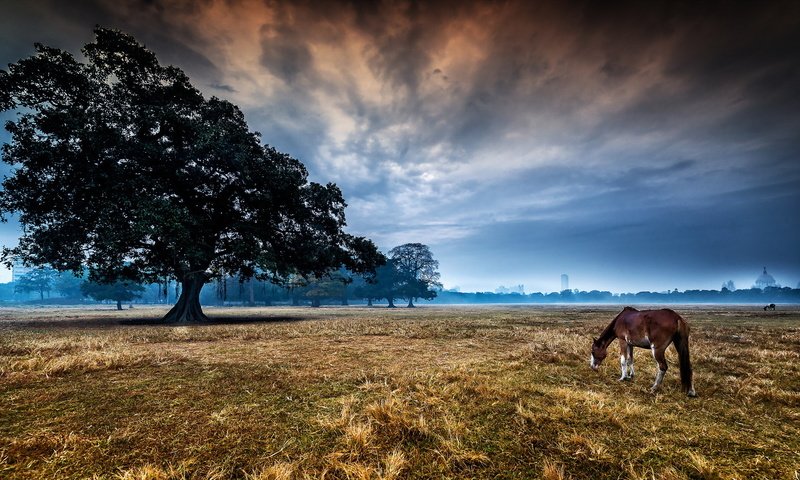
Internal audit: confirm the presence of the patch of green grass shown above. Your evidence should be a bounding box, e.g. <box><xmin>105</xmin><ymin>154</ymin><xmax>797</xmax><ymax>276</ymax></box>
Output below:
<box><xmin>1</xmin><ymin>305</ymin><xmax>799</xmax><ymax>479</ymax></box>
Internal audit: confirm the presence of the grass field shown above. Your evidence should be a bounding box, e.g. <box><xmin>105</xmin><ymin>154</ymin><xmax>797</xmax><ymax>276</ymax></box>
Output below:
<box><xmin>0</xmin><ymin>305</ymin><xmax>798</xmax><ymax>479</ymax></box>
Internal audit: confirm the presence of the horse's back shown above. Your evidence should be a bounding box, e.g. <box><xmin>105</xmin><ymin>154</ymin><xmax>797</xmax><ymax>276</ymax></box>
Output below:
<box><xmin>616</xmin><ymin>308</ymin><xmax>683</xmax><ymax>344</ymax></box>
<box><xmin>643</xmin><ymin>309</ymin><xmax>686</xmax><ymax>340</ymax></box>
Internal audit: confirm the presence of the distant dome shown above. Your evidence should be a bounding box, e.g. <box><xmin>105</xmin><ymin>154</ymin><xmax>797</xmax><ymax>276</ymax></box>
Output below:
<box><xmin>754</xmin><ymin>267</ymin><xmax>777</xmax><ymax>289</ymax></box>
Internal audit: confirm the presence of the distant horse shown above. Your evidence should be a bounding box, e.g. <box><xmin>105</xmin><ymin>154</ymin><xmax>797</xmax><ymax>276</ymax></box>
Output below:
<box><xmin>764</xmin><ymin>303</ymin><xmax>776</xmax><ymax>311</ymax></box>
<box><xmin>590</xmin><ymin>307</ymin><xmax>696</xmax><ymax>397</ymax></box>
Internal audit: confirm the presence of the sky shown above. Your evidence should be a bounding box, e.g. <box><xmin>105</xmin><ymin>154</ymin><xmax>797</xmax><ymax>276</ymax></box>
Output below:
<box><xmin>1</xmin><ymin>0</ymin><xmax>799</xmax><ymax>293</ymax></box>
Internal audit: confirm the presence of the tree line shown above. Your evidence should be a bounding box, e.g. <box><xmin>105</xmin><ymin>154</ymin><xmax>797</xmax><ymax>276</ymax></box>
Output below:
<box><xmin>4</xmin><ymin>242</ymin><xmax>443</xmax><ymax>309</ymax></box>
<box><xmin>429</xmin><ymin>287</ymin><xmax>800</xmax><ymax>304</ymax></box>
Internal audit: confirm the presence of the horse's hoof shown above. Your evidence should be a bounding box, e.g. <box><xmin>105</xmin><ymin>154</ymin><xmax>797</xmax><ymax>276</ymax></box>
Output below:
<box><xmin>687</xmin><ymin>390</ymin><xmax>697</xmax><ymax>398</ymax></box>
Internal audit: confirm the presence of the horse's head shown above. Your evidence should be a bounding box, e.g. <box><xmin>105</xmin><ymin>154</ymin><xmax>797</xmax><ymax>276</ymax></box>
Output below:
<box><xmin>590</xmin><ymin>338</ymin><xmax>607</xmax><ymax>370</ymax></box>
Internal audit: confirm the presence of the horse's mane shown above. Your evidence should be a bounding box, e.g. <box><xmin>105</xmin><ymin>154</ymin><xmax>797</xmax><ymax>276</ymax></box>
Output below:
<box><xmin>597</xmin><ymin>306</ymin><xmax>637</xmax><ymax>345</ymax></box>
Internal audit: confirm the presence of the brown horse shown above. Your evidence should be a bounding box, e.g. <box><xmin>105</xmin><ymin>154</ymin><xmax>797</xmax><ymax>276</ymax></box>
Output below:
<box><xmin>590</xmin><ymin>307</ymin><xmax>696</xmax><ymax>397</ymax></box>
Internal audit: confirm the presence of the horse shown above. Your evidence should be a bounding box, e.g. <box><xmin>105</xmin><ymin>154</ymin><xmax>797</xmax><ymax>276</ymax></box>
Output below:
<box><xmin>763</xmin><ymin>303</ymin><xmax>776</xmax><ymax>311</ymax></box>
<box><xmin>590</xmin><ymin>307</ymin><xmax>696</xmax><ymax>397</ymax></box>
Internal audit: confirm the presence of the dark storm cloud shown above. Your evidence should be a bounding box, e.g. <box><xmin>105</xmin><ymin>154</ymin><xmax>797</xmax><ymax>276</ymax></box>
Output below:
<box><xmin>0</xmin><ymin>0</ymin><xmax>228</xmax><ymax>94</ymax></box>
<box><xmin>209</xmin><ymin>83</ymin><xmax>237</xmax><ymax>93</ymax></box>
<box><xmin>1</xmin><ymin>0</ymin><xmax>798</xmax><ymax>290</ymax></box>
<box><xmin>259</xmin><ymin>22</ymin><xmax>314</xmax><ymax>83</ymax></box>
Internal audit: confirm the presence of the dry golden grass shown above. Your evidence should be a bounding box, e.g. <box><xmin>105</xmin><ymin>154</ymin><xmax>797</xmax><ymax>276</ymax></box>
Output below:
<box><xmin>1</xmin><ymin>304</ymin><xmax>799</xmax><ymax>479</ymax></box>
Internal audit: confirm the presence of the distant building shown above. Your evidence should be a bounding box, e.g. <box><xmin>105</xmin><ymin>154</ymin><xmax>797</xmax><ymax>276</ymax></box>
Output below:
<box><xmin>560</xmin><ymin>274</ymin><xmax>569</xmax><ymax>291</ymax></box>
<box><xmin>754</xmin><ymin>267</ymin><xmax>777</xmax><ymax>289</ymax></box>
<box><xmin>495</xmin><ymin>284</ymin><xmax>525</xmax><ymax>295</ymax></box>
<box><xmin>11</xmin><ymin>259</ymin><xmax>33</xmax><ymax>283</ymax></box>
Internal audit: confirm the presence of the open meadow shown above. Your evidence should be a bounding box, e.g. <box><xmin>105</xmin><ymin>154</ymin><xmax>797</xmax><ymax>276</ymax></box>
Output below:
<box><xmin>0</xmin><ymin>305</ymin><xmax>798</xmax><ymax>479</ymax></box>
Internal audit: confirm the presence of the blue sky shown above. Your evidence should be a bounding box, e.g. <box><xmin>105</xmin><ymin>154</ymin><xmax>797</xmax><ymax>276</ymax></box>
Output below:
<box><xmin>1</xmin><ymin>0</ymin><xmax>799</xmax><ymax>292</ymax></box>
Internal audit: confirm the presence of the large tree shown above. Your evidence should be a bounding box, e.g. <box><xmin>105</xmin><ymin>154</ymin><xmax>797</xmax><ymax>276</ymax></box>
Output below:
<box><xmin>0</xmin><ymin>27</ymin><xmax>383</xmax><ymax>322</ymax></box>
<box><xmin>388</xmin><ymin>243</ymin><xmax>441</xmax><ymax>307</ymax></box>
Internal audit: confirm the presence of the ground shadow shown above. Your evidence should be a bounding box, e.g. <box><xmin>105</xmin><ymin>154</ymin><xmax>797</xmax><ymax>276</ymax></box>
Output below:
<box><xmin>119</xmin><ymin>315</ymin><xmax>318</xmax><ymax>326</ymax></box>
<box><xmin>1</xmin><ymin>314</ymin><xmax>321</xmax><ymax>330</ymax></box>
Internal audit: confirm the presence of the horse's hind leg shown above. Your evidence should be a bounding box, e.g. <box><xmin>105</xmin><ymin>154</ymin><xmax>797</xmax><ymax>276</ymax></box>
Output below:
<box><xmin>650</xmin><ymin>345</ymin><xmax>668</xmax><ymax>393</ymax></box>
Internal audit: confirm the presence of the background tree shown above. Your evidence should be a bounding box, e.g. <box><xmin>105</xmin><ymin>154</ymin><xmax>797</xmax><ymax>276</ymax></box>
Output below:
<box><xmin>285</xmin><ymin>274</ymin><xmax>309</xmax><ymax>306</ymax></box>
<box><xmin>388</xmin><ymin>243</ymin><xmax>441</xmax><ymax>307</ymax></box>
<box><xmin>81</xmin><ymin>280</ymin><xmax>145</xmax><ymax>310</ymax></box>
<box><xmin>355</xmin><ymin>259</ymin><xmax>402</xmax><ymax>308</ymax></box>
<box><xmin>0</xmin><ymin>27</ymin><xmax>383</xmax><ymax>322</ymax></box>
<box><xmin>332</xmin><ymin>266</ymin><xmax>353</xmax><ymax>306</ymax></box>
<box><xmin>14</xmin><ymin>267</ymin><xmax>56</xmax><ymax>300</ymax></box>
<box><xmin>303</xmin><ymin>273</ymin><xmax>346</xmax><ymax>307</ymax></box>
<box><xmin>351</xmin><ymin>273</ymin><xmax>375</xmax><ymax>306</ymax></box>
<box><xmin>54</xmin><ymin>271</ymin><xmax>85</xmax><ymax>299</ymax></box>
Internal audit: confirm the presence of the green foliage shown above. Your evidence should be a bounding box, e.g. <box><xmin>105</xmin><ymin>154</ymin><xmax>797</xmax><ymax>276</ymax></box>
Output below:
<box><xmin>0</xmin><ymin>27</ymin><xmax>383</xmax><ymax>321</ymax></box>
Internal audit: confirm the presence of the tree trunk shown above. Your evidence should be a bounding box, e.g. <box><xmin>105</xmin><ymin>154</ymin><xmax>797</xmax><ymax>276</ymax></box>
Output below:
<box><xmin>162</xmin><ymin>272</ymin><xmax>210</xmax><ymax>323</ymax></box>
<box><xmin>407</xmin><ymin>298</ymin><xmax>415</xmax><ymax>308</ymax></box>
<box><xmin>311</xmin><ymin>298</ymin><xmax>320</xmax><ymax>308</ymax></box>
<box><xmin>248</xmin><ymin>280</ymin><xmax>255</xmax><ymax>306</ymax></box>
<box><xmin>367</xmin><ymin>298</ymin><xmax>373</xmax><ymax>307</ymax></box>
<box><xmin>387</xmin><ymin>297</ymin><xmax>396</xmax><ymax>308</ymax></box>
<box><xmin>116</xmin><ymin>300</ymin><xmax>122</xmax><ymax>311</ymax></box>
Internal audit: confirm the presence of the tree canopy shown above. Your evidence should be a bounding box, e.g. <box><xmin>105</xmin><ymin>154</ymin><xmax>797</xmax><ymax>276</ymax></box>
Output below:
<box><xmin>0</xmin><ymin>27</ymin><xmax>383</xmax><ymax>322</ymax></box>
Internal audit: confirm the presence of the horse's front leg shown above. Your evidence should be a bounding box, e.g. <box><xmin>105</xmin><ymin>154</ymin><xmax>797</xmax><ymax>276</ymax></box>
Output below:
<box><xmin>650</xmin><ymin>345</ymin><xmax>668</xmax><ymax>393</ymax></box>
<box><xmin>618</xmin><ymin>342</ymin><xmax>629</xmax><ymax>381</ymax></box>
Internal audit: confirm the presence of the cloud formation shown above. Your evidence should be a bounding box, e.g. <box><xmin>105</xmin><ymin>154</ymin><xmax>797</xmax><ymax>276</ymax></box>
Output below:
<box><xmin>1</xmin><ymin>0</ymin><xmax>799</xmax><ymax>291</ymax></box>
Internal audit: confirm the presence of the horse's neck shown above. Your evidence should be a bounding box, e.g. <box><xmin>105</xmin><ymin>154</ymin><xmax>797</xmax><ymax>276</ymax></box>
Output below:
<box><xmin>598</xmin><ymin>318</ymin><xmax>618</xmax><ymax>347</ymax></box>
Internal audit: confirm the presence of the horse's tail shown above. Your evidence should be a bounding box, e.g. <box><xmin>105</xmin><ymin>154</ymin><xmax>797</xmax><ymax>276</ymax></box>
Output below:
<box><xmin>672</xmin><ymin>316</ymin><xmax>695</xmax><ymax>396</ymax></box>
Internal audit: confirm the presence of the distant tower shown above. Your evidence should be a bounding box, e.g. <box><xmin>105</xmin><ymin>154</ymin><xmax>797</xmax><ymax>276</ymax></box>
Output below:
<box><xmin>754</xmin><ymin>267</ymin><xmax>777</xmax><ymax>289</ymax></box>
<box><xmin>560</xmin><ymin>274</ymin><xmax>569</xmax><ymax>291</ymax></box>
